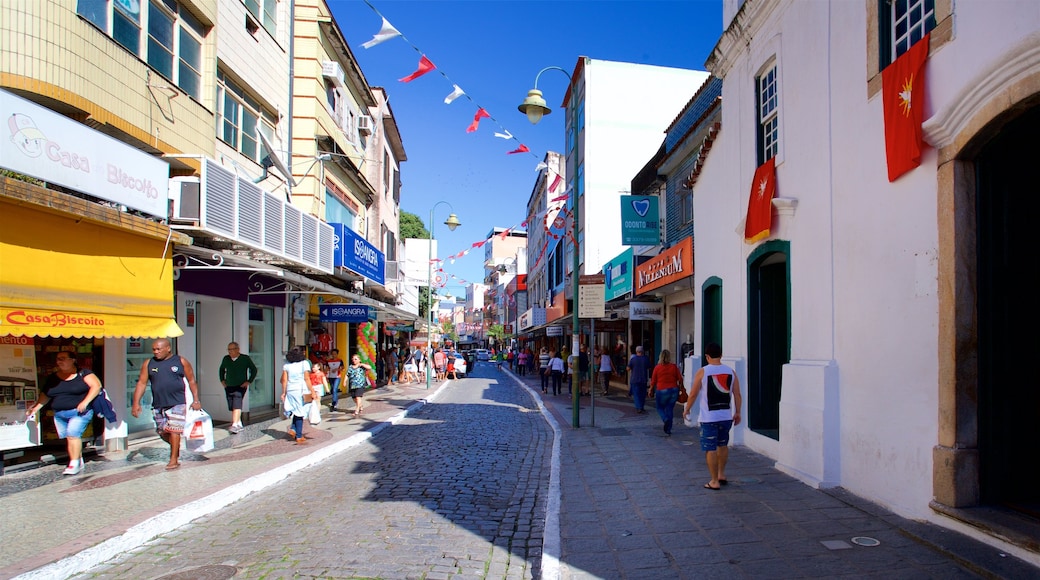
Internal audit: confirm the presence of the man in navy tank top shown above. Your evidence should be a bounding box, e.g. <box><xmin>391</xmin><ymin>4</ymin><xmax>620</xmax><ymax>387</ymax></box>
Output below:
<box><xmin>131</xmin><ymin>338</ymin><xmax>202</xmax><ymax>470</ymax></box>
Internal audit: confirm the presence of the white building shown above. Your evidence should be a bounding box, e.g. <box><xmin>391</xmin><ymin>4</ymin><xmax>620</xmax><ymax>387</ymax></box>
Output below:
<box><xmin>695</xmin><ymin>0</ymin><xmax>1040</xmax><ymax>564</ymax></box>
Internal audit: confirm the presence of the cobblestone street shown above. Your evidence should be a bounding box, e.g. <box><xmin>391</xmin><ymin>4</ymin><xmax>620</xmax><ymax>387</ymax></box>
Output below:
<box><xmin>69</xmin><ymin>372</ymin><xmax>551</xmax><ymax>580</ymax></box>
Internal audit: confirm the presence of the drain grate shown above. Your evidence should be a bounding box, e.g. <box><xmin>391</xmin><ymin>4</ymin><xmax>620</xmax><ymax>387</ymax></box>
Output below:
<box><xmin>155</xmin><ymin>565</ymin><xmax>238</xmax><ymax>580</ymax></box>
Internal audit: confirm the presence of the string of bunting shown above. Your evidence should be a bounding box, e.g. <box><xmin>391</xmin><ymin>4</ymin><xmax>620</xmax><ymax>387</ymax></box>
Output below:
<box><xmin>357</xmin><ymin>0</ymin><xmax>575</xmax><ymax>285</ymax></box>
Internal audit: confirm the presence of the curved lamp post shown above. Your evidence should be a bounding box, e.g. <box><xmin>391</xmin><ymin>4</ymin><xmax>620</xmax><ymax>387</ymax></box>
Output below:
<box><xmin>518</xmin><ymin>65</ymin><xmax>582</xmax><ymax>428</ymax></box>
<box><xmin>427</xmin><ymin>202</ymin><xmax>461</xmax><ymax>389</ymax></box>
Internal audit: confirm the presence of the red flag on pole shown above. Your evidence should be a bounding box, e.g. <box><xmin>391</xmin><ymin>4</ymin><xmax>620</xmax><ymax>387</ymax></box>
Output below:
<box><xmin>744</xmin><ymin>157</ymin><xmax>776</xmax><ymax>243</ymax></box>
<box><xmin>466</xmin><ymin>108</ymin><xmax>490</xmax><ymax>133</ymax></box>
<box><xmin>882</xmin><ymin>34</ymin><xmax>929</xmax><ymax>182</ymax></box>
<box><xmin>399</xmin><ymin>55</ymin><xmax>435</xmax><ymax>83</ymax></box>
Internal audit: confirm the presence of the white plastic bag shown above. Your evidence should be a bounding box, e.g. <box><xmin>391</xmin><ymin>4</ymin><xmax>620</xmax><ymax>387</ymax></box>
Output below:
<box><xmin>184</xmin><ymin>407</ymin><xmax>214</xmax><ymax>453</ymax></box>
<box><xmin>308</xmin><ymin>401</ymin><xmax>322</xmax><ymax>425</ymax></box>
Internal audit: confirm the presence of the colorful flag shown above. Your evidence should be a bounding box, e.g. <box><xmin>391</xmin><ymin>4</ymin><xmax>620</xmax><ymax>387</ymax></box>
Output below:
<box><xmin>549</xmin><ymin>173</ymin><xmax>563</xmax><ymax>192</ymax></box>
<box><xmin>399</xmin><ymin>55</ymin><xmax>435</xmax><ymax>83</ymax></box>
<box><xmin>507</xmin><ymin>144</ymin><xmax>529</xmax><ymax>155</ymax></box>
<box><xmin>361</xmin><ymin>17</ymin><xmax>401</xmax><ymax>49</ymax></box>
<box><xmin>744</xmin><ymin>157</ymin><xmax>776</xmax><ymax>243</ymax></box>
<box><xmin>882</xmin><ymin>34</ymin><xmax>930</xmax><ymax>182</ymax></box>
<box><xmin>444</xmin><ymin>84</ymin><xmax>465</xmax><ymax>104</ymax></box>
<box><xmin>466</xmin><ymin>108</ymin><xmax>490</xmax><ymax>133</ymax></box>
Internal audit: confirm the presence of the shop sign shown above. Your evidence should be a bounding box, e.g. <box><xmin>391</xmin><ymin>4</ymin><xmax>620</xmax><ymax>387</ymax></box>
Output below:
<box><xmin>634</xmin><ymin>237</ymin><xmax>693</xmax><ymax>295</ymax></box>
<box><xmin>546</xmin><ymin>325</ymin><xmax>564</xmax><ymax>336</ymax></box>
<box><xmin>519</xmin><ymin>308</ymin><xmax>546</xmax><ymax>331</ymax></box>
<box><xmin>603</xmin><ymin>248</ymin><xmax>634</xmax><ymax>301</ymax></box>
<box><xmin>332</xmin><ymin>224</ymin><xmax>385</xmax><ymax>285</ymax></box>
<box><xmin>0</xmin><ymin>335</ymin><xmax>41</xmax><ymax>451</ymax></box>
<box><xmin>386</xmin><ymin>323</ymin><xmax>414</xmax><ymax>332</ymax></box>
<box><xmin>0</xmin><ymin>89</ymin><xmax>169</xmax><ymax>218</ymax></box>
<box><xmin>620</xmin><ymin>195</ymin><xmax>660</xmax><ymax>246</ymax></box>
<box><xmin>630</xmin><ymin>302</ymin><xmax>664</xmax><ymax>321</ymax></box>
<box><xmin>319</xmin><ymin>304</ymin><xmax>369</xmax><ymax>323</ymax></box>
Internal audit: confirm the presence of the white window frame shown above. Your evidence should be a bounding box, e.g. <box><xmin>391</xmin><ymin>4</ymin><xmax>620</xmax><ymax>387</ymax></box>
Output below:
<box><xmin>242</xmin><ymin>0</ymin><xmax>277</xmax><ymax>37</ymax></box>
<box><xmin>757</xmin><ymin>63</ymin><xmax>779</xmax><ymax>164</ymax></box>
<box><xmin>76</xmin><ymin>0</ymin><xmax>203</xmax><ymax>100</ymax></box>
<box><xmin>217</xmin><ymin>70</ymin><xmax>274</xmax><ymax>163</ymax></box>
<box><xmin>890</xmin><ymin>0</ymin><xmax>935</xmax><ymax>61</ymax></box>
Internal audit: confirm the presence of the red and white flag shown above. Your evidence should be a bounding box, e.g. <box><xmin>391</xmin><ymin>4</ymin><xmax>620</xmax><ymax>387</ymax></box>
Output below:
<box><xmin>744</xmin><ymin>157</ymin><xmax>776</xmax><ymax>243</ymax></box>
<box><xmin>882</xmin><ymin>34</ymin><xmax>930</xmax><ymax>182</ymax></box>
<box><xmin>466</xmin><ymin>108</ymin><xmax>490</xmax><ymax>133</ymax></box>
<box><xmin>399</xmin><ymin>55</ymin><xmax>435</xmax><ymax>83</ymax></box>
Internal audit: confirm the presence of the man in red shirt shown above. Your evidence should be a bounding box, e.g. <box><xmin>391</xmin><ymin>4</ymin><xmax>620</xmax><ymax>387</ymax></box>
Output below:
<box><xmin>433</xmin><ymin>348</ymin><xmax>447</xmax><ymax>382</ymax></box>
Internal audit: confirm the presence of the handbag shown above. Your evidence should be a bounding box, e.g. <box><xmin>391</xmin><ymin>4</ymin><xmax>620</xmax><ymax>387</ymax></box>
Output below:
<box><xmin>184</xmin><ymin>408</ymin><xmax>214</xmax><ymax>453</ymax></box>
<box><xmin>678</xmin><ymin>385</ymin><xmax>689</xmax><ymax>404</ymax></box>
<box><xmin>308</xmin><ymin>400</ymin><xmax>322</xmax><ymax>425</ymax></box>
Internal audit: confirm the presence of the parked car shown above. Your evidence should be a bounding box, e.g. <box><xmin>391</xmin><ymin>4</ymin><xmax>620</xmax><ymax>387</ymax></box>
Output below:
<box><xmin>475</xmin><ymin>348</ymin><xmax>491</xmax><ymax>361</ymax></box>
<box><xmin>451</xmin><ymin>353</ymin><xmax>467</xmax><ymax>378</ymax></box>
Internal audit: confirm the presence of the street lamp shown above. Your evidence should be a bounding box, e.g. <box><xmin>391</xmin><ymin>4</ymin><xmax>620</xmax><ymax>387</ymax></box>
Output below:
<box><xmin>518</xmin><ymin>65</ymin><xmax>583</xmax><ymax>428</ymax></box>
<box><xmin>427</xmin><ymin>202</ymin><xmax>461</xmax><ymax>389</ymax></box>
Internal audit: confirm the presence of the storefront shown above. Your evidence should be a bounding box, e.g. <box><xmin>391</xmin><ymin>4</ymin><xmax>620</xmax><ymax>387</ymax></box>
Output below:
<box><xmin>1</xmin><ymin>90</ymin><xmax>184</xmax><ymax>455</ymax></box>
<box><xmin>633</xmin><ymin>236</ymin><xmax>694</xmax><ymax>367</ymax></box>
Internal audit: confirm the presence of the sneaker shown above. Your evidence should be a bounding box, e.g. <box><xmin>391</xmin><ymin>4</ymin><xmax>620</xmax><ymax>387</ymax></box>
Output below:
<box><xmin>295</xmin><ymin>437</ymin><xmax>308</xmax><ymax>445</ymax></box>
<box><xmin>62</xmin><ymin>459</ymin><xmax>83</xmax><ymax>475</ymax></box>
<box><xmin>229</xmin><ymin>423</ymin><xmax>243</xmax><ymax>434</ymax></box>
<box><xmin>287</xmin><ymin>427</ymin><xmax>296</xmax><ymax>439</ymax></box>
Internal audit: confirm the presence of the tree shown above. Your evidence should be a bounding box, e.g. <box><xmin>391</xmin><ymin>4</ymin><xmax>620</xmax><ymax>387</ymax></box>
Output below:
<box><xmin>487</xmin><ymin>324</ymin><xmax>505</xmax><ymax>346</ymax></box>
<box><xmin>400</xmin><ymin>211</ymin><xmax>429</xmax><ymax>239</ymax></box>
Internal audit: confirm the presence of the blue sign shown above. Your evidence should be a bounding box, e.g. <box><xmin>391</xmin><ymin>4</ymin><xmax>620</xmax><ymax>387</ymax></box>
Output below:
<box><xmin>603</xmin><ymin>248</ymin><xmax>634</xmax><ymax>301</ymax></box>
<box><xmin>319</xmin><ymin>304</ymin><xmax>369</xmax><ymax>323</ymax></box>
<box><xmin>331</xmin><ymin>223</ymin><xmax>385</xmax><ymax>285</ymax></box>
<box><xmin>620</xmin><ymin>195</ymin><xmax>660</xmax><ymax>246</ymax></box>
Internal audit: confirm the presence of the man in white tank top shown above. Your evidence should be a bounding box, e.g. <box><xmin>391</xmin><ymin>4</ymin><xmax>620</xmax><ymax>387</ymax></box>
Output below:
<box><xmin>683</xmin><ymin>342</ymin><xmax>742</xmax><ymax>491</ymax></box>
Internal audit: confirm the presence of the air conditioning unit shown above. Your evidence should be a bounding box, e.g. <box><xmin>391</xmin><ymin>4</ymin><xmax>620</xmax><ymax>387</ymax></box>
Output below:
<box><xmin>322</xmin><ymin>61</ymin><xmax>345</xmax><ymax>87</ymax></box>
<box><xmin>357</xmin><ymin>115</ymin><xmax>373</xmax><ymax>135</ymax></box>
<box><xmin>385</xmin><ymin>261</ymin><xmax>401</xmax><ymax>281</ymax></box>
<box><xmin>169</xmin><ymin>176</ymin><xmax>201</xmax><ymax>223</ymax></box>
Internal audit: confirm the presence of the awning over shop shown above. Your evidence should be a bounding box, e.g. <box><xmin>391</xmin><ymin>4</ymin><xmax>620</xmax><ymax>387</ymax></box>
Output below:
<box><xmin>1</xmin><ymin>203</ymin><xmax>181</xmax><ymax>338</ymax></box>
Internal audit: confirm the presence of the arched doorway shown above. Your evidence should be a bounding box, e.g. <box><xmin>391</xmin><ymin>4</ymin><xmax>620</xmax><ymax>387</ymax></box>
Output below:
<box><xmin>974</xmin><ymin>103</ymin><xmax>1040</xmax><ymax>513</ymax></box>
<box><xmin>747</xmin><ymin>241</ymin><xmax>790</xmax><ymax>441</ymax></box>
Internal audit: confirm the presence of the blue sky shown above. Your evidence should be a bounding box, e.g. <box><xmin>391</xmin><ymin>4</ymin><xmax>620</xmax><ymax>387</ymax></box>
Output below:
<box><xmin>330</xmin><ymin>0</ymin><xmax>723</xmax><ymax>295</ymax></box>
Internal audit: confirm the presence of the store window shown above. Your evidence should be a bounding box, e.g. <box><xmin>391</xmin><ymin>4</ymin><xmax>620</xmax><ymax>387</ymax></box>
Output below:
<box><xmin>217</xmin><ymin>69</ymin><xmax>276</xmax><ymax>164</ymax></box>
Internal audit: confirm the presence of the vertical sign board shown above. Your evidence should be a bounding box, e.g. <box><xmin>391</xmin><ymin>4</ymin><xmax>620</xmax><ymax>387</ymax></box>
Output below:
<box><xmin>620</xmin><ymin>195</ymin><xmax>660</xmax><ymax>246</ymax></box>
<box><xmin>579</xmin><ymin>284</ymin><xmax>606</xmax><ymax>319</ymax></box>
<box><xmin>603</xmin><ymin>248</ymin><xmax>634</xmax><ymax>301</ymax></box>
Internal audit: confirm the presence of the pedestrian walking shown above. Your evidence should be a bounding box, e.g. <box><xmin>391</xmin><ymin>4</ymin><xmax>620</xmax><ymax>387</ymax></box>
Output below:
<box><xmin>684</xmin><ymin>342</ymin><xmax>743</xmax><ymax>490</ymax></box>
<box><xmin>598</xmin><ymin>348</ymin><xmax>614</xmax><ymax>396</ymax></box>
<box><xmin>219</xmin><ymin>341</ymin><xmax>257</xmax><ymax>433</ymax></box>
<box><xmin>648</xmin><ymin>349</ymin><xmax>682</xmax><ymax>436</ymax></box>
<box><xmin>627</xmin><ymin>345</ymin><xmax>652</xmax><ymax>413</ymax></box>
<box><xmin>280</xmin><ymin>347</ymin><xmax>316</xmax><ymax>445</ymax></box>
<box><xmin>548</xmin><ymin>350</ymin><xmax>565</xmax><ymax>396</ymax></box>
<box><xmin>578</xmin><ymin>345</ymin><xmax>591</xmax><ymax>396</ymax></box>
<box><xmin>346</xmin><ymin>353</ymin><xmax>371</xmax><ymax>417</ymax></box>
<box><xmin>538</xmin><ymin>347</ymin><xmax>551</xmax><ymax>393</ymax></box>
<box><xmin>326</xmin><ymin>349</ymin><xmax>343</xmax><ymax>413</ymax></box>
<box><xmin>131</xmin><ymin>338</ymin><xmax>202</xmax><ymax>469</ymax></box>
<box><xmin>517</xmin><ymin>348</ymin><xmax>528</xmax><ymax>376</ymax></box>
<box><xmin>28</xmin><ymin>351</ymin><xmax>103</xmax><ymax>475</ymax></box>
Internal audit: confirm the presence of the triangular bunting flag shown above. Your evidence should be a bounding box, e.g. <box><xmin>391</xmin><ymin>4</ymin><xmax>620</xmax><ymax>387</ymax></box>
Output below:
<box><xmin>466</xmin><ymin>108</ymin><xmax>490</xmax><ymax>133</ymax></box>
<box><xmin>494</xmin><ymin>130</ymin><xmax>513</xmax><ymax>140</ymax></box>
<box><xmin>444</xmin><ymin>84</ymin><xmax>465</xmax><ymax>104</ymax></box>
<box><xmin>882</xmin><ymin>34</ymin><xmax>930</xmax><ymax>182</ymax></box>
<box><xmin>361</xmin><ymin>17</ymin><xmax>402</xmax><ymax>49</ymax></box>
<box><xmin>549</xmin><ymin>173</ymin><xmax>563</xmax><ymax>192</ymax></box>
<box><xmin>399</xmin><ymin>55</ymin><xmax>435</xmax><ymax>83</ymax></box>
<box><xmin>744</xmin><ymin>157</ymin><xmax>777</xmax><ymax>243</ymax></box>
<box><xmin>535</xmin><ymin>162</ymin><xmax>547</xmax><ymax>171</ymax></box>
<box><xmin>507</xmin><ymin>144</ymin><xmax>529</xmax><ymax>155</ymax></box>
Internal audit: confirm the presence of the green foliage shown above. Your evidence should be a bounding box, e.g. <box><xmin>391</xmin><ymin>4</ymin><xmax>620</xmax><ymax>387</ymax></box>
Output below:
<box><xmin>487</xmin><ymin>324</ymin><xmax>505</xmax><ymax>340</ymax></box>
<box><xmin>418</xmin><ymin>286</ymin><xmax>431</xmax><ymax>319</ymax></box>
<box><xmin>400</xmin><ymin>211</ymin><xmax>430</xmax><ymax>239</ymax></box>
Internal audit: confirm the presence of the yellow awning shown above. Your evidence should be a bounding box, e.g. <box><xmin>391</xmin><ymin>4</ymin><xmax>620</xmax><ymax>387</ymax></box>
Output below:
<box><xmin>1</xmin><ymin>203</ymin><xmax>182</xmax><ymax>338</ymax></box>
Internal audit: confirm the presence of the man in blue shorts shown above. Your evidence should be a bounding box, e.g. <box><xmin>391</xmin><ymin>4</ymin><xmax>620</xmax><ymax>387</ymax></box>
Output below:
<box><xmin>683</xmin><ymin>342</ymin><xmax>742</xmax><ymax>491</ymax></box>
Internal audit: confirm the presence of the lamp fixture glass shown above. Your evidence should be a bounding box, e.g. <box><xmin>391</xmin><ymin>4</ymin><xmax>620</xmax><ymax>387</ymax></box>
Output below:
<box><xmin>444</xmin><ymin>213</ymin><xmax>461</xmax><ymax>231</ymax></box>
<box><xmin>518</xmin><ymin>88</ymin><xmax>551</xmax><ymax>124</ymax></box>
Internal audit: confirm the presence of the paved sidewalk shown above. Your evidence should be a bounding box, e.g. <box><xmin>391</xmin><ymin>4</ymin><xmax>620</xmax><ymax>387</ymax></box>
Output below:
<box><xmin>0</xmin><ymin>379</ymin><xmax>450</xmax><ymax>580</ymax></box>
<box><xmin>505</xmin><ymin>366</ymin><xmax>1039</xmax><ymax>579</ymax></box>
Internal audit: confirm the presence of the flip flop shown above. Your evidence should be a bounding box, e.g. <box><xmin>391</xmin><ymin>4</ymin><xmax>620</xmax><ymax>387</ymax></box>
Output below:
<box><xmin>704</xmin><ymin>483</ymin><xmax>721</xmax><ymax>490</ymax></box>
<box><xmin>165</xmin><ymin>463</ymin><xmax>181</xmax><ymax>471</ymax></box>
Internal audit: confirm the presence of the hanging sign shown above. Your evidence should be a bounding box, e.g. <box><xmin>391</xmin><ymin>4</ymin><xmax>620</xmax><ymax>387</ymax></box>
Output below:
<box><xmin>634</xmin><ymin>237</ymin><xmax>693</xmax><ymax>295</ymax></box>
<box><xmin>620</xmin><ymin>195</ymin><xmax>660</xmax><ymax>246</ymax></box>
<box><xmin>319</xmin><ymin>304</ymin><xmax>369</xmax><ymax>323</ymax></box>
